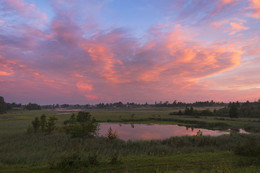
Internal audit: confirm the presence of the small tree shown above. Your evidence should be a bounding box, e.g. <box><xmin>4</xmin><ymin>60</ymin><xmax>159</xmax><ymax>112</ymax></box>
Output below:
<box><xmin>0</xmin><ymin>96</ymin><xmax>7</xmax><ymax>114</ymax></box>
<box><xmin>196</xmin><ymin>130</ymin><xmax>203</xmax><ymax>136</ymax></box>
<box><xmin>106</xmin><ymin>127</ymin><xmax>118</xmax><ymax>140</ymax></box>
<box><xmin>64</xmin><ymin>113</ymin><xmax>76</xmax><ymax>126</ymax></box>
<box><xmin>40</xmin><ymin>114</ymin><xmax>47</xmax><ymax>132</ymax></box>
<box><xmin>30</xmin><ymin>115</ymin><xmax>57</xmax><ymax>134</ymax></box>
<box><xmin>46</xmin><ymin>116</ymin><xmax>58</xmax><ymax>134</ymax></box>
<box><xmin>32</xmin><ymin>117</ymin><xmax>40</xmax><ymax>132</ymax></box>
<box><xmin>25</xmin><ymin>103</ymin><xmax>41</xmax><ymax>110</ymax></box>
<box><xmin>190</xmin><ymin>106</ymin><xmax>194</xmax><ymax>115</ymax></box>
<box><xmin>178</xmin><ymin>110</ymin><xmax>183</xmax><ymax>115</ymax></box>
<box><xmin>184</xmin><ymin>106</ymin><xmax>189</xmax><ymax>115</ymax></box>
<box><xmin>64</xmin><ymin>112</ymin><xmax>99</xmax><ymax>138</ymax></box>
<box><xmin>184</xmin><ymin>106</ymin><xmax>193</xmax><ymax>115</ymax></box>
<box><xmin>229</xmin><ymin>102</ymin><xmax>238</xmax><ymax>118</ymax></box>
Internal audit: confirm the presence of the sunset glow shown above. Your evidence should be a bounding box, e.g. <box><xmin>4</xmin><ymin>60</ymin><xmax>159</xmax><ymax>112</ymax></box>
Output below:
<box><xmin>0</xmin><ymin>0</ymin><xmax>260</xmax><ymax>104</ymax></box>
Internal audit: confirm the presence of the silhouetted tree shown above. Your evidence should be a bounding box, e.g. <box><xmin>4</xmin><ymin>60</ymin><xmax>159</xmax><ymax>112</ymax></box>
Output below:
<box><xmin>25</xmin><ymin>103</ymin><xmax>41</xmax><ymax>110</ymax></box>
<box><xmin>32</xmin><ymin>117</ymin><xmax>40</xmax><ymax>132</ymax></box>
<box><xmin>229</xmin><ymin>102</ymin><xmax>238</xmax><ymax>118</ymax></box>
<box><xmin>45</xmin><ymin>116</ymin><xmax>58</xmax><ymax>134</ymax></box>
<box><xmin>30</xmin><ymin>115</ymin><xmax>57</xmax><ymax>134</ymax></box>
<box><xmin>106</xmin><ymin>127</ymin><xmax>118</xmax><ymax>140</ymax></box>
<box><xmin>0</xmin><ymin>96</ymin><xmax>7</xmax><ymax>114</ymax></box>
<box><xmin>40</xmin><ymin>114</ymin><xmax>47</xmax><ymax>132</ymax></box>
<box><xmin>64</xmin><ymin>112</ymin><xmax>99</xmax><ymax>138</ymax></box>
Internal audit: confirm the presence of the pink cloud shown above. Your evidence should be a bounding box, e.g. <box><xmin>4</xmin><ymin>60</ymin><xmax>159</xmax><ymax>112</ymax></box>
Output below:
<box><xmin>1</xmin><ymin>0</ymin><xmax>48</xmax><ymax>27</ymax></box>
<box><xmin>210</xmin><ymin>19</ymin><xmax>229</xmax><ymax>29</ymax></box>
<box><xmin>76</xmin><ymin>82</ymin><xmax>93</xmax><ymax>92</ymax></box>
<box><xmin>209</xmin><ymin>0</ymin><xmax>239</xmax><ymax>17</ymax></box>
<box><xmin>229</xmin><ymin>22</ymin><xmax>249</xmax><ymax>35</ymax></box>
<box><xmin>0</xmin><ymin>1</ymin><xmax>259</xmax><ymax>104</ymax></box>
<box><xmin>1</xmin><ymin>19</ymin><xmax>247</xmax><ymax>103</ymax></box>
<box><xmin>84</xmin><ymin>94</ymin><xmax>98</xmax><ymax>100</ymax></box>
<box><xmin>0</xmin><ymin>71</ymin><xmax>12</xmax><ymax>76</ymax></box>
<box><xmin>132</xmin><ymin>27</ymin><xmax>242</xmax><ymax>85</ymax></box>
<box><xmin>248</xmin><ymin>0</ymin><xmax>260</xmax><ymax>18</ymax></box>
<box><xmin>221</xmin><ymin>0</ymin><xmax>234</xmax><ymax>4</ymax></box>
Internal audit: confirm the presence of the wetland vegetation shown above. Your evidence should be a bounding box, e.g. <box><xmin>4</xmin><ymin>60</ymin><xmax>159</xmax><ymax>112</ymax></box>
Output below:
<box><xmin>0</xmin><ymin>97</ymin><xmax>260</xmax><ymax>172</ymax></box>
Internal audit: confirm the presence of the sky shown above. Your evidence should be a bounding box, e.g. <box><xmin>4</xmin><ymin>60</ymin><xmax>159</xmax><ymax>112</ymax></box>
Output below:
<box><xmin>0</xmin><ymin>0</ymin><xmax>260</xmax><ymax>104</ymax></box>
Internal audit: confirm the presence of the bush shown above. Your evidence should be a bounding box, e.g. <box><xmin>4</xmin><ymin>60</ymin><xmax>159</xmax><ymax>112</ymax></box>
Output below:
<box><xmin>45</xmin><ymin>116</ymin><xmax>58</xmax><ymax>134</ymax></box>
<box><xmin>32</xmin><ymin>117</ymin><xmax>40</xmax><ymax>132</ymax></box>
<box><xmin>64</xmin><ymin>112</ymin><xmax>99</xmax><ymax>138</ymax></box>
<box><xmin>106</xmin><ymin>127</ymin><xmax>118</xmax><ymax>140</ymax></box>
<box><xmin>25</xmin><ymin>103</ymin><xmax>41</xmax><ymax>110</ymax></box>
<box><xmin>56</xmin><ymin>153</ymin><xmax>87</xmax><ymax>170</ymax></box>
<box><xmin>40</xmin><ymin>114</ymin><xmax>47</xmax><ymax>131</ymax></box>
<box><xmin>234</xmin><ymin>136</ymin><xmax>260</xmax><ymax>157</ymax></box>
<box><xmin>0</xmin><ymin>96</ymin><xmax>7</xmax><ymax>114</ymax></box>
<box><xmin>26</xmin><ymin>124</ymin><xmax>34</xmax><ymax>134</ymax></box>
<box><xmin>30</xmin><ymin>115</ymin><xmax>57</xmax><ymax>134</ymax></box>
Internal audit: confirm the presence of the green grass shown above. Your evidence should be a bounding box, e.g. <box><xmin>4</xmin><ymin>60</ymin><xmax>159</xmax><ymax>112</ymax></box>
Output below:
<box><xmin>0</xmin><ymin>108</ymin><xmax>260</xmax><ymax>172</ymax></box>
<box><xmin>1</xmin><ymin>152</ymin><xmax>259</xmax><ymax>173</ymax></box>
<box><xmin>1</xmin><ymin>108</ymin><xmax>259</xmax><ymax>133</ymax></box>
<box><xmin>0</xmin><ymin>132</ymin><xmax>259</xmax><ymax>165</ymax></box>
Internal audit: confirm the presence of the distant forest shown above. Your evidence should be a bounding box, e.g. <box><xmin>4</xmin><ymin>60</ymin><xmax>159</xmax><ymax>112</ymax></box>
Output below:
<box><xmin>0</xmin><ymin>96</ymin><xmax>260</xmax><ymax>118</ymax></box>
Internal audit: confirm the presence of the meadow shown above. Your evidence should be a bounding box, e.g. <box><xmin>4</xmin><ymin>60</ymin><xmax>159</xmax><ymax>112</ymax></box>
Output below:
<box><xmin>0</xmin><ymin>108</ymin><xmax>259</xmax><ymax>172</ymax></box>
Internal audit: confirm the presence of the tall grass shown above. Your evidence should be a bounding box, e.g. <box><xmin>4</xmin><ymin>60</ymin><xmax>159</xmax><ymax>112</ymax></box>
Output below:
<box><xmin>0</xmin><ymin>109</ymin><xmax>259</xmax><ymax>172</ymax></box>
<box><xmin>0</xmin><ymin>132</ymin><xmax>259</xmax><ymax>165</ymax></box>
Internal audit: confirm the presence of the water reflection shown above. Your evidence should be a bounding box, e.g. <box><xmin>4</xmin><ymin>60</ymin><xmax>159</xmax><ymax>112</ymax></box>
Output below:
<box><xmin>98</xmin><ymin>123</ymin><xmax>230</xmax><ymax>141</ymax></box>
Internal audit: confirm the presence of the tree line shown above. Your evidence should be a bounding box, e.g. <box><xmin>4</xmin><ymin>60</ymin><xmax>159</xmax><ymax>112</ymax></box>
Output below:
<box><xmin>41</xmin><ymin>100</ymin><xmax>227</xmax><ymax>109</ymax></box>
<box><xmin>1</xmin><ymin>96</ymin><xmax>260</xmax><ymax>118</ymax></box>
<box><xmin>170</xmin><ymin>101</ymin><xmax>260</xmax><ymax>118</ymax></box>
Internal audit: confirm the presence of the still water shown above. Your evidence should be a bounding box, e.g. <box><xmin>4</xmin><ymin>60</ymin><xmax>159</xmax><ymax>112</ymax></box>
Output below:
<box><xmin>98</xmin><ymin>123</ymin><xmax>230</xmax><ymax>141</ymax></box>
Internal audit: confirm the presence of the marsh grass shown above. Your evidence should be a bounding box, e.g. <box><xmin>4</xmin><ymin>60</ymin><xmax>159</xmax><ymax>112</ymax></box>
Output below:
<box><xmin>0</xmin><ymin>109</ymin><xmax>260</xmax><ymax>172</ymax></box>
<box><xmin>0</xmin><ymin>131</ymin><xmax>259</xmax><ymax>165</ymax></box>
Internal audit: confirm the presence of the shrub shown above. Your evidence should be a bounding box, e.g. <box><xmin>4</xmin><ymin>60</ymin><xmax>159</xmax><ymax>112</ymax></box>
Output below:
<box><xmin>32</xmin><ymin>117</ymin><xmax>40</xmax><ymax>132</ymax></box>
<box><xmin>25</xmin><ymin>103</ymin><xmax>41</xmax><ymax>110</ymax></box>
<box><xmin>234</xmin><ymin>136</ymin><xmax>260</xmax><ymax>157</ymax></box>
<box><xmin>106</xmin><ymin>127</ymin><xmax>118</xmax><ymax>140</ymax></box>
<box><xmin>0</xmin><ymin>96</ymin><xmax>7</xmax><ymax>114</ymax></box>
<box><xmin>196</xmin><ymin>130</ymin><xmax>203</xmax><ymax>136</ymax></box>
<box><xmin>30</xmin><ymin>115</ymin><xmax>57</xmax><ymax>134</ymax></box>
<box><xmin>40</xmin><ymin>114</ymin><xmax>47</xmax><ymax>132</ymax></box>
<box><xmin>45</xmin><ymin>116</ymin><xmax>58</xmax><ymax>134</ymax></box>
<box><xmin>26</xmin><ymin>124</ymin><xmax>34</xmax><ymax>134</ymax></box>
<box><xmin>64</xmin><ymin>112</ymin><xmax>99</xmax><ymax>138</ymax></box>
<box><xmin>56</xmin><ymin>153</ymin><xmax>87</xmax><ymax>170</ymax></box>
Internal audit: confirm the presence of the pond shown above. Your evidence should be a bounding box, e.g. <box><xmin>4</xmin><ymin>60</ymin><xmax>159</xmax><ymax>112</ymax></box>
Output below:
<box><xmin>98</xmin><ymin>123</ymin><xmax>230</xmax><ymax>141</ymax></box>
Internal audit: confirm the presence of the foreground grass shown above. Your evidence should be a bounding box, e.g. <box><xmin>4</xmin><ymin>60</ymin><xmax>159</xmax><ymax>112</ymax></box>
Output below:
<box><xmin>1</xmin><ymin>151</ymin><xmax>259</xmax><ymax>173</ymax></box>
<box><xmin>0</xmin><ymin>132</ymin><xmax>259</xmax><ymax>172</ymax></box>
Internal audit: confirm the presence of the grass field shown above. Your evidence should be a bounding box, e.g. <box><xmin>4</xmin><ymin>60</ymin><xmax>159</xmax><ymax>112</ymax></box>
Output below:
<box><xmin>0</xmin><ymin>108</ymin><xmax>259</xmax><ymax>172</ymax></box>
<box><xmin>1</xmin><ymin>152</ymin><xmax>259</xmax><ymax>173</ymax></box>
